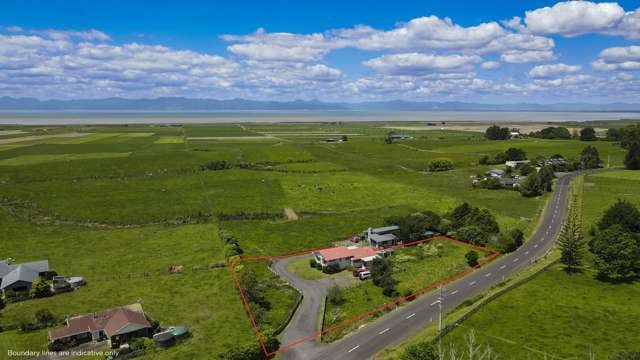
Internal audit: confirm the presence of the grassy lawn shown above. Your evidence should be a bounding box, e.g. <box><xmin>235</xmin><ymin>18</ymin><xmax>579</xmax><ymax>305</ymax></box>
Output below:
<box><xmin>286</xmin><ymin>256</ymin><xmax>352</xmax><ymax>281</ymax></box>
<box><xmin>441</xmin><ymin>265</ymin><xmax>640</xmax><ymax>358</ymax></box>
<box><xmin>322</xmin><ymin>239</ymin><xmax>476</xmax><ymax>342</ymax></box>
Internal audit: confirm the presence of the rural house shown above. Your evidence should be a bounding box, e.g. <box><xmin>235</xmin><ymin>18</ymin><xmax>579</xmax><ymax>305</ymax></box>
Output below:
<box><xmin>0</xmin><ymin>259</ymin><xmax>50</xmax><ymax>294</ymax></box>
<box><xmin>314</xmin><ymin>246</ymin><xmax>379</xmax><ymax>270</ymax></box>
<box><xmin>49</xmin><ymin>303</ymin><xmax>152</xmax><ymax>349</ymax></box>
<box><xmin>366</xmin><ymin>225</ymin><xmax>399</xmax><ymax>248</ymax></box>
<box><xmin>487</xmin><ymin>169</ymin><xmax>505</xmax><ymax>178</ymax></box>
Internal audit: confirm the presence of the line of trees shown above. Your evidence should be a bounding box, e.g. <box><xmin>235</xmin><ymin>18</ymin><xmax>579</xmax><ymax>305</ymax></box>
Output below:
<box><xmin>478</xmin><ymin>147</ymin><xmax>526</xmax><ymax>165</ymax></box>
<box><xmin>484</xmin><ymin>125</ymin><xmax>510</xmax><ymax>140</ymax></box>
<box><xmin>518</xmin><ymin>165</ymin><xmax>554</xmax><ymax>197</ymax></box>
<box><xmin>448</xmin><ymin>203</ymin><xmax>500</xmax><ymax>246</ymax></box>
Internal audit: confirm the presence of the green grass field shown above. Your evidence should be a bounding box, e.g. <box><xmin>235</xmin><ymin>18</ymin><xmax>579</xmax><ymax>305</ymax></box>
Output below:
<box><xmin>0</xmin><ymin>122</ymin><xmax>635</xmax><ymax>359</ymax></box>
<box><xmin>438</xmin><ymin>169</ymin><xmax>640</xmax><ymax>359</ymax></box>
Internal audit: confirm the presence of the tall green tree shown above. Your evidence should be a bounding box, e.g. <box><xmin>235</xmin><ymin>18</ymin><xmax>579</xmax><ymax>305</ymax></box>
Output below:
<box><xmin>597</xmin><ymin>199</ymin><xmax>640</xmax><ymax>233</ymax></box>
<box><xmin>589</xmin><ymin>225</ymin><xmax>640</xmax><ymax>280</ymax></box>
<box><xmin>625</xmin><ymin>143</ymin><xmax>640</xmax><ymax>170</ymax></box>
<box><xmin>580</xmin><ymin>145</ymin><xmax>601</xmax><ymax>169</ymax></box>
<box><xmin>539</xmin><ymin>165</ymin><xmax>555</xmax><ymax>192</ymax></box>
<box><xmin>519</xmin><ymin>171</ymin><xmax>543</xmax><ymax>197</ymax></box>
<box><xmin>558</xmin><ymin>196</ymin><xmax>585</xmax><ymax>272</ymax></box>
<box><xmin>579</xmin><ymin>127</ymin><xmax>597</xmax><ymax>141</ymax></box>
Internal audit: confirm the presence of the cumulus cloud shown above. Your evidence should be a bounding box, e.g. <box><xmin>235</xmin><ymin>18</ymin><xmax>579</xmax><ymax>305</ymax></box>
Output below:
<box><xmin>481</xmin><ymin>61</ymin><xmax>501</xmax><ymax>70</ymax></box>
<box><xmin>529</xmin><ymin>63</ymin><xmax>581</xmax><ymax>78</ymax></box>
<box><xmin>500</xmin><ymin>50</ymin><xmax>555</xmax><ymax>63</ymax></box>
<box><xmin>523</xmin><ymin>1</ymin><xmax>640</xmax><ymax>39</ymax></box>
<box><xmin>223</xmin><ymin>16</ymin><xmax>556</xmax><ymax>64</ymax></box>
<box><xmin>592</xmin><ymin>45</ymin><xmax>640</xmax><ymax>71</ymax></box>
<box><xmin>363</xmin><ymin>53</ymin><xmax>482</xmax><ymax>75</ymax></box>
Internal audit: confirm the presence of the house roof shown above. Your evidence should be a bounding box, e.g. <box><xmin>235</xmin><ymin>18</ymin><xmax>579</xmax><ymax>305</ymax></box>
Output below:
<box><xmin>0</xmin><ymin>260</ymin><xmax>49</xmax><ymax>290</ymax></box>
<box><xmin>370</xmin><ymin>225</ymin><xmax>399</xmax><ymax>234</ymax></box>
<box><xmin>369</xmin><ymin>233</ymin><xmax>397</xmax><ymax>243</ymax></box>
<box><xmin>0</xmin><ymin>261</ymin><xmax>11</xmax><ymax>278</ymax></box>
<box><xmin>49</xmin><ymin>304</ymin><xmax>151</xmax><ymax>342</ymax></box>
<box><xmin>316</xmin><ymin>247</ymin><xmax>377</xmax><ymax>262</ymax></box>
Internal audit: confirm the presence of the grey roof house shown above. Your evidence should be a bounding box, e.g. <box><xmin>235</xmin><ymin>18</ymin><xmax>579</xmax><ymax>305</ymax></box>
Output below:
<box><xmin>0</xmin><ymin>259</ymin><xmax>49</xmax><ymax>293</ymax></box>
<box><xmin>366</xmin><ymin>225</ymin><xmax>399</xmax><ymax>248</ymax></box>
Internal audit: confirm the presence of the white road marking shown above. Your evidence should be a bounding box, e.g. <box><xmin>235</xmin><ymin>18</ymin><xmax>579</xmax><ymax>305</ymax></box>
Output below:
<box><xmin>406</xmin><ymin>313</ymin><xmax>416</xmax><ymax>319</ymax></box>
<box><xmin>513</xmin><ymin>258</ymin><xmax>519</xmax><ymax>262</ymax></box>
<box><xmin>525</xmin><ymin>251</ymin><xmax>529</xmax><ymax>255</ymax></box>
<box><xmin>379</xmin><ymin>328</ymin><xmax>390</xmax><ymax>335</ymax></box>
<box><xmin>485</xmin><ymin>273</ymin><xmax>492</xmax><ymax>277</ymax></box>
<box><xmin>469</xmin><ymin>281</ymin><xmax>477</xmax><ymax>286</ymax></box>
<box><xmin>431</xmin><ymin>301</ymin><xmax>439</xmax><ymax>306</ymax></box>
<box><xmin>533</xmin><ymin>244</ymin><xmax>538</xmax><ymax>248</ymax></box>
<box><xmin>450</xmin><ymin>290</ymin><xmax>459</xmax><ymax>295</ymax></box>
<box><xmin>348</xmin><ymin>345</ymin><xmax>360</xmax><ymax>353</ymax></box>
<box><xmin>499</xmin><ymin>265</ymin><xmax>506</xmax><ymax>269</ymax></box>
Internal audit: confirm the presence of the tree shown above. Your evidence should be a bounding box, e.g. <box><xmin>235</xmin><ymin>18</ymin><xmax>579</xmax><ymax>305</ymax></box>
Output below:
<box><xmin>580</xmin><ymin>145</ymin><xmax>601</xmax><ymax>169</ymax></box>
<box><xmin>519</xmin><ymin>162</ymin><xmax>536</xmax><ymax>175</ymax></box>
<box><xmin>31</xmin><ymin>278</ymin><xmax>52</xmax><ymax>298</ymax></box>
<box><xmin>606</xmin><ymin>128</ymin><xmax>622</xmax><ymax>141</ymax></box>
<box><xmin>466</xmin><ymin>208</ymin><xmax>500</xmax><ymax>235</ymax></box>
<box><xmin>519</xmin><ymin>171</ymin><xmax>543</xmax><ymax>197</ymax></box>
<box><xmin>327</xmin><ymin>285</ymin><xmax>345</xmax><ymax>305</ymax></box>
<box><xmin>504</xmin><ymin>147</ymin><xmax>527</xmax><ymax>161</ymax></box>
<box><xmin>625</xmin><ymin>143</ymin><xmax>640</xmax><ymax>170</ymax></box>
<box><xmin>465</xmin><ymin>250</ymin><xmax>479</xmax><ymax>267</ymax></box>
<box><xmin>579</xmin><ymin>127</ymin><xmax>597</xmax><ymax>141</ymax></box>
<box><xmin>401</xmin><ymin>341</ymin><xmax>439</xmax><ymax>360</ymax></box>
<box><xmin>427</xmin><ymin>159</ymin><xmax>454</xmax><ymax>172</ymax></box>
<box><xmin>589</xmin><ymin>225</ymin><xmax>640</xmax><ymax>280</ymax></box>
<box><xmin>35</xmin><ymin>308</ymin><xmax>55</xmax><ymax>325</ymax></box>
<box><xmin>370</xmin><ymin>257</ymin><xmax>398</xmax><ymax>296</ymax></box>
<box><xmin>530</xmin><ymin>126</ymin><xmax>571</xmax><ymax>139</ymax></box>
<box><xmin>558</xmin><ymin>197</ymin><xmax>585</xmax><ymax>272</ymax></box>
<box><xmin>341</xmin><ymin>135</ymin><xmax>348</xmax><ymax>142</ymax></box>
<box><xmin>510</xmin><ymin>228</ymin><xmax>524</xmax><ymax>248</ymax></box>
<box><xmin>456</xmin><ymin>226</ymin><xmax>489</xmax><ymax>246</ymax></box>
<box><xmin>597</xmin><ymin>199</ymin><xmax>640</xmax><ymax>233</ymax></box>
<box><xmin>620</xmin><ymin>124</ymin><xmax>640</xmax><ymax>149</ymax></box>
<box><xmin>485</xmin><ymin>125</ymin><xmax>509</xmax><ymax>140</ymax></box>
<box><xmin>239</xmin><ymin>270</ymin><xmax>269</xmax><ymax>308</ymax></box>
<box><xmin>450</xmin><ymin>202</ymin><xmax>472</xmax><ymax>228</ymax></box>
<box><xmin>538</xmin><ymin>165</ymin><xmax>555</xmax><ymax>192</ymax></box>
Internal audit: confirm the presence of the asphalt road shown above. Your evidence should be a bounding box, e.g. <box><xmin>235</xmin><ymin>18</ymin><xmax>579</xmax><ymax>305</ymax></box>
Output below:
<box><xmin>277</xmin><ymin>173</ymin><xmax>574</xmax><ymax>360</ymax></box>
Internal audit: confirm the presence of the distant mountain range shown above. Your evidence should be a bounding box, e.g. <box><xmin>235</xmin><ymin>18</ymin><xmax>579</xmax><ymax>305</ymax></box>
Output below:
<box><xmin>1</xmin><ymin>96</ymin><xmax>640</xmax><ymax>112</ymax></box>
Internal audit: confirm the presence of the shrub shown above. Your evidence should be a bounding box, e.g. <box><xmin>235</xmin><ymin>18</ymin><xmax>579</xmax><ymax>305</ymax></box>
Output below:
<box><xmin>309</xmin><ymin>259</ymin><xmax>316</xmax><ymax>268</ymax></box>
<box><xmin>31</xmin><ymin>278</ymin><xmax>52</xmax><ymax>298</ymax></box>
<box><xmin>401</xmin><ymin>341</ymin><xmax>439</xmax><ymax>360</ymax></box>
<box><xmin>427</xmin><ymin>158</ymin><xmax>454</xmax><ymax>172</ymax></box>
<box><xmin>465</xmin><ymin>250</ymin><xmax>479</xmax><ymax>267</ymax></box>
<box><xmin>327</xmin><ymin>285</ymin><xmax>345</xmax><ymax>305</ymax></box>
<box><xmin>456</xmin><ymin>226</ymin><xmax>489</xmax><ymax>246</ymax></box>
<box><xmin>35</xmin><ymin>309</ymin><xmax>55</xmax><ymax>325</ymax></box>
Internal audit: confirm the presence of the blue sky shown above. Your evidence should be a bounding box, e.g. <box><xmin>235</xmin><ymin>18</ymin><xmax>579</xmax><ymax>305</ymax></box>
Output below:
<box><xmin>1</xmin><ymin>0</ymin><xmax>639</xmax><ymax>102</ymax></box>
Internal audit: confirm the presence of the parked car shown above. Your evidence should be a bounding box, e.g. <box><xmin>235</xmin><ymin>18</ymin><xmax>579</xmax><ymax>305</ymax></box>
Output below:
<box><xmin>352</xmin><ymin>267</ymin><xmax>367</xmax><ymax>277</ymax></box>
<box><xmin>358</xmin><ymin>270</ymin><xmax>371</xmax><ymax>280</ymax></box>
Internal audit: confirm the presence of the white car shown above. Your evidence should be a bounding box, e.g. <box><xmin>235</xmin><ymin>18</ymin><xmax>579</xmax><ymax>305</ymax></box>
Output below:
<box><xmin>358</xmin><ymin>270</ymin><xmax>371</xmax><ymax>280</ymax></box>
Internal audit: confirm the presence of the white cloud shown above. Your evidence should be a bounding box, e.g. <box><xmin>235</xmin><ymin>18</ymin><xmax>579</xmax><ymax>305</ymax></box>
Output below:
<box><xmin>529</xmin><ymin>63</ymin><xmax>581</xmax><ymax>78</ymax></box>
<box><xmin>481</xmin><ymin>61</ymin><xmax>501</xmax><ymax>70</ymax></box>
<box><xmin>500</xmin><ymin>50</ymin><xmax>555</xmax><ymax>63</ymax></box>
<box><xmin>363</xmin><ymin>53</ymin><xmax>482</xmax><ymax>75</ymax></box>
<box><xmin>592</xmin><ymin>45</ymin><xmax>640</xmax><ymax>71</ymax></box>
<box><xmin>41</xmin><ymin>29</ymin><xmax>111</xmax><ymax>41</ymax></box>
<box><xmin>523</xmin><ymin>1</ymin><xmax>640</xmax><ymax>39</ymax></box>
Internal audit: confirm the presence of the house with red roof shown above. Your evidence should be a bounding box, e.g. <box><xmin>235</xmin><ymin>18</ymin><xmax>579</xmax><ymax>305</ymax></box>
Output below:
<box><xmin>48</xmin><ymin>303</ymin><xmax>152</xmax><ymax>349</ymax></box>
<box><xmin>314</xmin><ymin>246</ymin><xmax>379</xmax><ymax>270</ymax></box>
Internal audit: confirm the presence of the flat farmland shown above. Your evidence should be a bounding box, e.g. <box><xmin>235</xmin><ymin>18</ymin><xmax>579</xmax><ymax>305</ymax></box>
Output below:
<box><xmin>0</xmin><ymin>122</ymin><xmax>627</xmax><ymax>359</ymax></box>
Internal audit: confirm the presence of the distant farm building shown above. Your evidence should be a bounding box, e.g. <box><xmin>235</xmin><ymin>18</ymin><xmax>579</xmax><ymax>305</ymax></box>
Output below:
<box><xmin>505</xmin><ymin>160</ymin><xmax>530</xmax><ymax>168</ymax></box>
<box><xmin>487</xmin><ymin>169</ymin><xmax>505</xmax><ymax>178</ymax></box>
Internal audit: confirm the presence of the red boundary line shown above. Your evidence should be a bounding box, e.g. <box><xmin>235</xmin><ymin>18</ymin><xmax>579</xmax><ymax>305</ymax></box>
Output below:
<box><xmin>228</xmin><ymin>236</ymin><xmax>500</xmax><ymax>357</ymax></box>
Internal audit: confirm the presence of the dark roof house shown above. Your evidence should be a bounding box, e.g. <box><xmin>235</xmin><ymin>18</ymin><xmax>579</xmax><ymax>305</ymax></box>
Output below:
<box><xmin>49</xmin><ymin>304</ymin><xmax>152</xmax><ymax>349</ymax></box>
<box><xmin>0</xmin><ymin>260</ymin><xmax>49</xmax><ymax>292</ymax></box>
